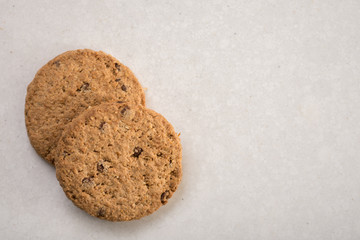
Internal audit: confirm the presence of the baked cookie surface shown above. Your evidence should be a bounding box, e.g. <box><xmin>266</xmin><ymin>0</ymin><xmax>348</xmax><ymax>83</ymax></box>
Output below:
<box><xmin>55</xmin><ymin>102</ymin><xmax>182</xmax><ymax>221</ymax></box>
<box><xmin>25</xmin><ymin>49</ymin><xmax>145</xmax><ymax>164</ymax></box>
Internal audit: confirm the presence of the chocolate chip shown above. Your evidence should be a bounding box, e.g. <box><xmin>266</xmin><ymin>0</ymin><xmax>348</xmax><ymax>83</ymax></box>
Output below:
<box><xmin>53</xmin><ymin>61</ymin><xmax>60</xmax><ymax>67</ymax></box>
<box><xmin>63</xmin><ymin>151</ymin><xmax>70</xmax><ymax>158</ymax></box>
<box><xmin>132</xmin><ymin>147</ymin><xmax>143</xmax><ymax>158</ymax></box>
<box><xmin>170</xmin><ymin>170</ymin><xmax>178</xmax><ymax>177</ymax></box>
<box><xmin>121</xmin><ymin>85</ymin><xmax>127</xmax><ymax>92</ymax></box>
<box><xmin>82</xmin><ymin>177</ymin><xmax>92</xmax><ymax>184</ymax></box>
<box><xmin>120</xmin><ymin>106</ymin><xmax>129</xmax><ymax>115</ymax></box>
<box><xmin>105</xmin><ymin>63</ymin><xmax>110</xmax><ymax>68</ymax></box>
<box><xmin>76</xmin><ymin>82</ymin><xmax>90</xmax><ymax>92</ymax></box>
<box><xmin>115</xmin><ymin>78</ymin><xmax>121</xmax><ymax>82</ymax></box>
<box><xmin>117</xmin><ymin>101</ymin><xmax>124</xmax><ymax>104</ymax></box>
<box><xmin>82</xmin><ymin>82</ymin><xmax>90</xmax><ymax>90</ymax></box>
<box><xmin>97</xmin><ymin>163</ymin><xmax>104</xmax><ymax>172</ymax></box>
<box><xmin>99</xmin><ymin>121</ymin><xmax>105</xmax><ymax>131</ymax></box>
<box><xmin>115</xmin><ymin>63</ymin><xmax>121</xmax><ymax>71</ymax></box>
<box><xmin>161</xmin><ymin>190</ymin><xmax>170</xmax><ymax>204</ymax></box>
<box><xmin>97</xmin><ymin>208</ymin><xmax>106</xmax><ymax>217</ymax></box>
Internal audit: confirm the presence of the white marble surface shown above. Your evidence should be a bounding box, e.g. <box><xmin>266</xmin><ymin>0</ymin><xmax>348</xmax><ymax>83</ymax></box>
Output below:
<box><xmin>1</xmin><ymin>0</ymin><xmax>360</xmax><ymax>239</ymax></box>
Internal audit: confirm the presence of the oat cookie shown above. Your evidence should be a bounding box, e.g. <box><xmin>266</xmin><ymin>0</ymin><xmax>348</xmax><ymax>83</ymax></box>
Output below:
<box><xmin>25</xmin><ymin>49</ymin><xmax>145</xmax><ymax>164</ymax></box>
<box><xmin>55</xmin><ymin>102</ymin><xmax>182</xmax><ymax>221</ymax></box>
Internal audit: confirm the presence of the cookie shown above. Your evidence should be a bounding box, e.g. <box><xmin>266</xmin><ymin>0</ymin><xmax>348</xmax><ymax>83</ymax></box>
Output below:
<box><xmin>25</xmin><ymin>49</ymin><xmax>145</xmax><ymax>164</ymax></box>
<box><xmin>55</xmin><ymin>102</ymin><xmax>182</xmax><ymax>221</ymax></box>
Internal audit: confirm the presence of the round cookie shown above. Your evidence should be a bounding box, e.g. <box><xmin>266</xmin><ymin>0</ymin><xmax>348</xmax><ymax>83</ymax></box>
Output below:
<box><xmin>25</xmin><ymin>49</ymin><xmax>145</xmax><ymax>164</ymax></box>
<box><xmin>55</xmin><ymin>102</ymin><xmax>182</xmax><ymax>221</ymax></box>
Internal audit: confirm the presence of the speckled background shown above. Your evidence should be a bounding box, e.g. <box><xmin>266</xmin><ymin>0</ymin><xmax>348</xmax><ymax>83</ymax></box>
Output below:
<box><xmin>1</xmin><ymin>0</ymin><xmax>360</xmax><ymax>239</ymax></box>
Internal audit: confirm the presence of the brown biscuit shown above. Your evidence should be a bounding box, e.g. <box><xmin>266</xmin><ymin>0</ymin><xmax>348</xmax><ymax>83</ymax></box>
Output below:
<box><xmin>25</xmin><ymin>49</ymin><xmax>145</xmax><ymax>164</ymax></box>
<box><xmin>55</xmin><ymin>102</ymin><xmax>182</xmax><ymax>221</ymax></box>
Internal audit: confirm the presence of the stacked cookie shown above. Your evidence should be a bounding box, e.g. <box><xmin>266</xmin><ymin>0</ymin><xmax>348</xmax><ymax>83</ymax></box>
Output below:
<box><xmin>25</xmin><ymin>49</ymin><xmax>182</xmax><ymax>221</ymax></box>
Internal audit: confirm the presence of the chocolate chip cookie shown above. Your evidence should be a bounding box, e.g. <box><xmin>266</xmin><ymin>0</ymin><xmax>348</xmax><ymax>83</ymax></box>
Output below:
<box><xmin>25</xmin><ymin>49</ymin><xmax>145</xmax><ymax>164</ymax></box>
<box><xmin>55</xmin><ymin>102</ymin><xmax>182</xmax><ymax>221</ymax></box>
